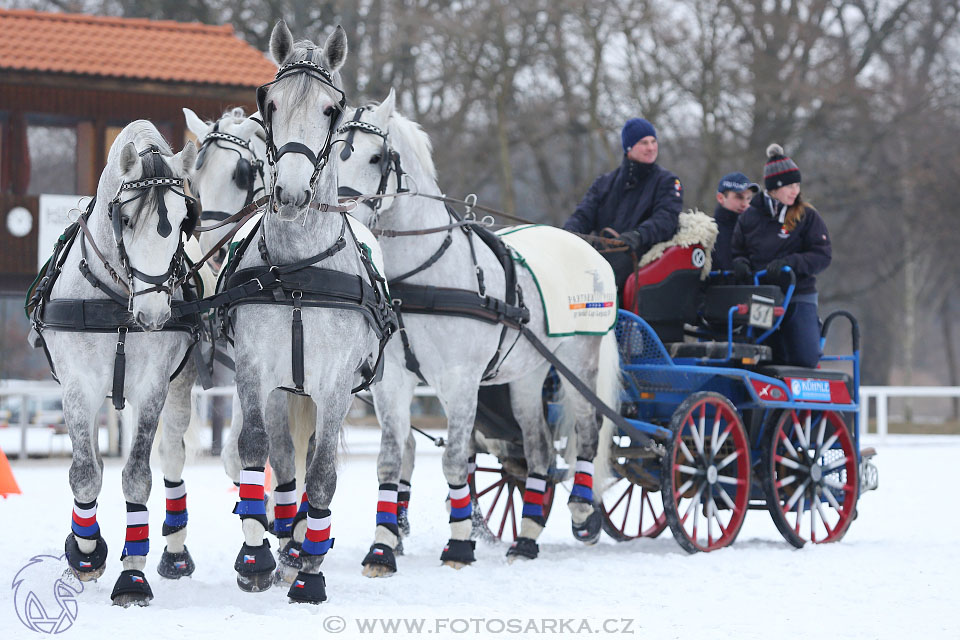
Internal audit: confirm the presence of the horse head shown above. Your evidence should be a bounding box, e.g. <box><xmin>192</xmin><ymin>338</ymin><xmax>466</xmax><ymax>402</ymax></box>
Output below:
<box><xmin>259</xmin><ymin>20</ymin><xmax>348</xmax><ymax>222</ymax></box>
<box><xmin>104</xmin><ymin>122</ymin><xmax>197</xmax><ymax>330</ymax></box>
<box><xmin>183</xmin><ymin>107</ymin><xmax>266</xmax><ymax>267</ymax></box>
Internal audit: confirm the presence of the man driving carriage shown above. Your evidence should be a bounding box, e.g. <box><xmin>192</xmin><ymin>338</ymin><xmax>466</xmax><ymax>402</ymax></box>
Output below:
<box><xmin>563</xmin><ymin>118</ymin><xmax>683</xmax><ymax>291</ymax></box>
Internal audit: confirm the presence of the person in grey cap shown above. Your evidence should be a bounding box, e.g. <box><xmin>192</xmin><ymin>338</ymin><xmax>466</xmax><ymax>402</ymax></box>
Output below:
<box><xmin>712</xmin><ymin>172</ymin><xmax>759</xmax><ymax>271</ymax></box>
<box><xmin>563</xmin><ymin>117</ymin><xmax>683</xmax><ymax>291</ymax></box>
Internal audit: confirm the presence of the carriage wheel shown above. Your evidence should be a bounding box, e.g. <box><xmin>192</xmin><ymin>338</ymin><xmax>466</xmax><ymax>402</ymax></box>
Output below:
<box><xmin>762</xmin><ymin>409</ymin><xmax>859</xmax><ymax>547</ymax></box>
<box><xmin>468</xmin><ymin>453</ymin><xmax>554</xmax><ymax>543</ymax></box>
<box><xmin>661</xmin><ymin>392</ymin><xmax>751</xmax><ymax>553</ymax></box>
<box><xmin>600</xmin><ymin>432</ymin><xmax>666</xmax><ymax>540</ymax></box>
<box><xmin>600</xmin><ymin>477</ymin><xmax>667</xmax><ymax>540</ymax></box>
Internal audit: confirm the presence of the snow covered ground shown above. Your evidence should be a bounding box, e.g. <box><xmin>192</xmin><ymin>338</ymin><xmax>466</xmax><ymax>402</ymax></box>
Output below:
<box><xmin>0</xmin><ymin>431</ymin><xmax>956</xmax><ymax>639</ymax></box>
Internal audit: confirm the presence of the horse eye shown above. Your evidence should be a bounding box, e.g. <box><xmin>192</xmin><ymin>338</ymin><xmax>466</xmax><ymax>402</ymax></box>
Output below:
<box><xmin>324</xmin><ymin>105</ymin><xmax>338</xmax><ymax>118</ymax></box>
<box><xmin>370</xmin><ymin>154</ymin><xmax>381</xmax><ymax>165</ymax></box>
<box><xmin>121</xmin><ymin>215</ymin><xmax>131</xmax><ymax>227</ymax></box>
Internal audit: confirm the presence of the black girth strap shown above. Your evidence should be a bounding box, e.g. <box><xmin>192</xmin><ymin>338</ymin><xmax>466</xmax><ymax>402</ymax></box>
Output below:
<box><xmin>113</xmin><ymin>328</ymin><xmax>127</xmax><ymax>410</ymax></box>
<box><xmin>291</xmin><ymin>291</ymin><xmax>305</xmax><ymax>391</ymax></box>
<box><xmin>389</xmin><ymin>283</ymin><xmax>529</xmax><ymax>327</ymax></box>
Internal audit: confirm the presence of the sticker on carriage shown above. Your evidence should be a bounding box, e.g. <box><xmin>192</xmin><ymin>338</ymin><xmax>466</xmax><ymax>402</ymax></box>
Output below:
<box><xmin>748</xmin><ymin>293</ymin><xmax>774</xmax><ymax>329</ymax></box>
<box><xmin>788</xmin><ymin>378</ymin><xmax>832</xmax><ymax>402</ymax></box>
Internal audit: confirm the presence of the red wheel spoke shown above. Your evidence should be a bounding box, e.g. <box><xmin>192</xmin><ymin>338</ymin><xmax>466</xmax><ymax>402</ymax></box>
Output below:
<box><xmin>476</xmin><ymin>477</ymin><xmax>506</xmax><ymax>499</ymax></box>
<box><xmin>484</xmin><ymin>482</ymin><xmax>505</xmax><ymax>526</ymax></box>
<box><xmin>621</xmin><ymin>485</ymin><xmax>634</xmax><ymax>532</ymax></box>
<box><xmin>609</xmin><ymin>482</ymin><xmax>631</xmax><ymax>513</ymax></box>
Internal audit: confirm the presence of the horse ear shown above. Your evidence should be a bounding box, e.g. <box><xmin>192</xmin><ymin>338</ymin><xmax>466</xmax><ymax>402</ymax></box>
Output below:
<box><xmin>183</xmin><ymin>108</ymin><xmax>210</xmax><ymax>140</ymax></box>
<box><xmin>119</xmin><ymin>141</ymin><xmax>140</xmax><ymax>178</ymax></box>
<box><xmin>178</xmin><ymin>140</ymin><xmax>198</xmax><ymax>175</ymax></box>
<box><xmin>322</xmin><ymin>25</ymin><xmax>348</xmax><ymax>73</ymax></box>
<box><xmin>270</xmin><ymin>20</ymin><xmax>294</xmax><ymax>64</ymax></box>
<box><xmin>373</xmin><ymin>88</ymin><xmax>396</xmax><ymax>130</ymax></box>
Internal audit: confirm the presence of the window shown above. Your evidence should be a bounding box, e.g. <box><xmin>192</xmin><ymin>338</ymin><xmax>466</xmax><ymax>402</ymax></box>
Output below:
<box><xmin>27</xmin><ymin>124</ymin><xmax>77</xmax><ymax>195</ymax></box>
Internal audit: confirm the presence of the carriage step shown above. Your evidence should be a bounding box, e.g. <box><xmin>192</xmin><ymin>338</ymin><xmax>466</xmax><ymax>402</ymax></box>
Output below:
<box><xmin>287</xmin><ymin>571</ymin><xmax>327</xmax><ymax>604</ymax></box>
<box><xmin>111</xmin><ymin>570</ymin><xmax>154</xmax><ymax>607</ymax></box>
<box><xmin>64</xmin><ymin>534</ymin><xmax>108</xmax><ymax>581</ymax></box>
<box><xmin>506</xmin><ymin>537</ymin><xmax>539</xmax><ymax>560</ymax></box>
<box><xmin>860</xmin><ymin>448</ymin><xmax>879</xmax><ymax>494</ymax></box>
<box><xmin>157</xmin><ymin>546</ymin><xmax>195</xmax><ymax>579</ymax></box>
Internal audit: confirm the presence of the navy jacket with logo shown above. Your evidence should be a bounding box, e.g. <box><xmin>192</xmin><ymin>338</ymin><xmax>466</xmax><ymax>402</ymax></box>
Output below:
<box><xmin>563</xmin><ymin>157</ymin><xmax>682</xmax><ymax>249</ymax></box>
<box><xmin>711</xmin><ymin>204</ymin><xmax>739</xmax><ymax>272</ymax></box>
<box><xmin>732</xmin><ymin>192</ymin><xmax>831</xmax><ymax>295</ymax></box>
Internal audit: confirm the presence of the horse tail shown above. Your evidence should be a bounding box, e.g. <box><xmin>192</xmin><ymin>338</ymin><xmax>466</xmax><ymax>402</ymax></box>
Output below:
<box><xmin>287</xmin><ymin>394</ymin><xmax>317</xmax><ymax>489</ymax></box>
<box><xmin>592</xmin><ymin>327</ymin><xmax>622</xmax><ymax>499</ymax></box>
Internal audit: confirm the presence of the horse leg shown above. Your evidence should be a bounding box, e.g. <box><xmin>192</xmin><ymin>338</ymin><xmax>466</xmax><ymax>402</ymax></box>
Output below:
<box><xmin>362</xmin><ymin>366</ymin><xmax>416</xmax><ymax>577</ymax></box>
<box><xmin>267</xmin><ymin>391</ymin><xmax>302</xmax><ymax>583</ymax></box>
<box><xmin>220</xmin><ymin>391</ymin><xmax>243</xmax><ymax>483</ymax></box>
<box><xmin>287</xmin><ymin>390</ymin><xmax>352</xmax><ymax>604</ymax></box>
<box><xmin>232</xmin><ymin>370</ymin><xmax>275</xmax><ymax>592</ymax></box>
<box><xmin>397</xmin><ymin>430</ymin><xmax>416</xmax><ymax>544</ymax></box>
<box><xmin>111</xmin><ymin>388</ymin><xmax>167</xmax><ymax>607</ymax></box>
<box><xmin>63</xmin><ymin>383</ymin><xmax>109</xmax><ymax>582</ymax></box>
<box><xmin>558</xmin><ymin>338</ymin><xmax>605</xmax><ymax>545</ymax></box>
<box><xmin>436</xmin><ymin>378</ymin><xmax>484</xmax><ymax>569</ymax></box>
<box><xmin>156</xmin><ymin>360</ymin><xmax>196</xmax><ymax>579</ymax></box>
<box><xmin>505</xmin><ymin>363</ymin><xmax>554</xmax><ymax>561</ymax></box>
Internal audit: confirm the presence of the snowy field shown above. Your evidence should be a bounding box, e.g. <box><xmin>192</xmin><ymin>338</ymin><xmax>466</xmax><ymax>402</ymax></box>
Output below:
<box><xmin>1</xmin><ymin>431</ymin><xmax>956</xmax><ymax>639</ymax></box>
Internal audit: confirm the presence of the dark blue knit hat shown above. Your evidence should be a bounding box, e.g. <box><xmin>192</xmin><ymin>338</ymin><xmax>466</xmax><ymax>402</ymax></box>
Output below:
<box><xmin>763</xmin><ymin>144</ymin><xmax>801</xmax><ymax>190</ymax></box>
<box><xmin>621</xmin><ymin>118</ymin><xmax>657</xmax><ymax>153</ymax></box>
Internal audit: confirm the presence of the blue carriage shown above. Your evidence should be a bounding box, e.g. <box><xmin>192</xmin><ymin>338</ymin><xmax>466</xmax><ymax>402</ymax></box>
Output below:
<box><xmin>468</xmin><ymin>250</ymin><xmax>878</xmax><ymax>552</ymax></box>
<box><xmin>607</xmin><ymin>265</ymin><xmax>877</xmax><ymax>551</ymax></box>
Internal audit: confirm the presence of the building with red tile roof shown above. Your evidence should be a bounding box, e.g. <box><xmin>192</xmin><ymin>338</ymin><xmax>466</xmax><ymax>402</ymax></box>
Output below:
<box><xmin>0</xmin><ymin>9</ymin><xmax>277</xmax><ymax>291</ymax></box>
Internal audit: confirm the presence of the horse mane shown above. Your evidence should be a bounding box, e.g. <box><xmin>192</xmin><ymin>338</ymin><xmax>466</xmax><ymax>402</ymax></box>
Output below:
<box><xmin>386</xmin><ymin>109</ymin><xmax>437</xmax><ymax>183</ymax></box>
<box><xmin>214</xmin><ymin>107</ymin><xmax>248</xmax><ymax>127</ymax></box>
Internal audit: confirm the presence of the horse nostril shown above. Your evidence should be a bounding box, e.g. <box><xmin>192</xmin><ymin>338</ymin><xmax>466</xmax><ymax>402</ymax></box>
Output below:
<box><xmin>275</xmin><ymin>185</ymin><xmax>284</xmax><ymax>202</ymax></box>
<box><xmin>136</xmin><ymin>311</ymin><xmax>145</xmax><ymax>326</ymax></box>
<box><xmin>301</xmin><ymin>189</ymin><xmax>311</xmax><ymax>207</ymax></box>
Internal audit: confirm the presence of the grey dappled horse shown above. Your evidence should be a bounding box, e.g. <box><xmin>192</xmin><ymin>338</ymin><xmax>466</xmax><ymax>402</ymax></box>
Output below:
<box><xmin>337</xmin><ymin>92</ymin><xmax>621</xmax><ymax>575</ymax></box>
<box><xmin>227</xmin><ymin>22</ymin><xmax>385</xmax><ymax>603</ymax></box>
<box><xmin>39</xmin><ymin>121</ymin><xmax>197</xmax><ymax>606</ymax></box>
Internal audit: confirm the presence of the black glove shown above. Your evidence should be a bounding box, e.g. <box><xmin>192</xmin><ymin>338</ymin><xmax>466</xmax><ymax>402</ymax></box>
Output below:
<box><xmin>732</xmin><ymin>257</ymin><xmax>752</xmax><ymax>283</ymax></box>
<box><xmin>765</xmin><ymin>258</ymin><xmax>790</xmax><ymax>275</ymax></box>
<box><xmin>619</xmin><ymin>230</ymin><xmax>645</xmax><ymax>255</ymax></box>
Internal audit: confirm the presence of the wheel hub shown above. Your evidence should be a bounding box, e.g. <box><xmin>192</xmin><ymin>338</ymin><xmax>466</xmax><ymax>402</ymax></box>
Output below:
<box><xmin>706</xmin><ymin>465</ymin><xmax>718</xmax><ymax>485</ymax></box>
<box><xmin>810</xmin><ymin>464</ymin><xmax>822</xmax><ymax>483</ymax></box>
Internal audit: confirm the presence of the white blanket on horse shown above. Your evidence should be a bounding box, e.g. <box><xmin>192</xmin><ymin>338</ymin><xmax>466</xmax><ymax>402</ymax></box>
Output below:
<box><xmin>497</xmin><ymin>225</ymin><xmax>616</xmax><ymax>336</ymax></box>
<box><xmin>216</xmin><ymin>213</ymin><xmax>386</xmax><ymax>293</ymax></box>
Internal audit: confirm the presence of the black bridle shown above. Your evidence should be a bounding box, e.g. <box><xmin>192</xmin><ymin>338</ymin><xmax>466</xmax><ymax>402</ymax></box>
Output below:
<box><xmin>194</xmin><ymin>122</ymin><xmax>266</xmax><ymax>221</ymax></box>
<box><xmin>78</xmin><ymin>147</ymin><xmax>196</xmax><ymax>309</ymax></box>
<box><xmin>256</xmin><ymin>58</ymin><xmax>347</xmax><ymax>197</ymax></box>
<box><xmin>336</xmin><ymin>106</ymin><xmax>406</xmax><ymax>211</ymax></box>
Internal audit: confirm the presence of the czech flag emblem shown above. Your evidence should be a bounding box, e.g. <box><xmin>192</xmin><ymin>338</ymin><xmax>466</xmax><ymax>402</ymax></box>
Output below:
<box><xmin>244</xmin><ymin>554</ymin><xmax>256</xmax><ymax>564</ymax></box>
<box><xmin>131</xmin><ymin>575</ymin><xmax>144</xmax><ymax>583</ymax></box>
<box><xmin>79</xmin><ymin>561</ymin><xmax>92</xmax><ymax>568</ymax></box>
<box><xmin>293</xmin><ymin>580</ymin><xmax>305</xmax><ymax>589</ymax></box>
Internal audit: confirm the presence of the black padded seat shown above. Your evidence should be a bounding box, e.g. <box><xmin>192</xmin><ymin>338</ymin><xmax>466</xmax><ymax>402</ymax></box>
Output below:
<box><xmin>703</xmin><ymin>285</ymin><xmax>784</xmax><ymax>324</ymax></box>
<box><xmin>667</xmin><ymin>342</ymin><xmax>773</xmax><ymax>363</ymax></box>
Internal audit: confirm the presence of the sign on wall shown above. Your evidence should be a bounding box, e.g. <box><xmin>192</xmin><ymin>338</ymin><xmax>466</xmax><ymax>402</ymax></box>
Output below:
<box><xmin>38</xmin><ymin>195</ymin><xmax>87</xmax><ymax>270</ymax></box>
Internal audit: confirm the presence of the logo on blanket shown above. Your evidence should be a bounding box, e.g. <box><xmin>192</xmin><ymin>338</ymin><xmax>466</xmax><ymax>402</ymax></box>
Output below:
<box><xmin>12</xmin><ymin>554</ymin><xmax>83</xmax><ymax>634</ymax></box>
<box><xmin>691</xmin><ymin>248</ymin><xmax>706</xmax><ymax>268</ymax></box>
<box><xmin>568</xmin><ymin>269</ymin><xmax>615</xmax><ymax>317</ymax></box>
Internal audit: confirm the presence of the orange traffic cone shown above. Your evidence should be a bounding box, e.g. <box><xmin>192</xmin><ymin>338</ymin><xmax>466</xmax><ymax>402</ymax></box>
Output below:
<box><xmin>0</xmin><ymin>447</ymin><xmax>21</xmax><ymax>498</ymax></box>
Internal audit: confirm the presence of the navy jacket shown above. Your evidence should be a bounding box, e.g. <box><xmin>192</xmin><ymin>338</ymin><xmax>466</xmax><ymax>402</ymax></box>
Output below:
<box><xmin>712</xmin><ymin>204</ymin><xmax>739</xmax><ymax>272</ymax></box>
<box><xmin>732</xmin><ymin>192</ymin><xmax>831</xmax><ymax>295</ymax></box>
<box><xmin>563</xmin><ymin>157</ymin><xmax>682</xmax><ymax>249</ymax></box>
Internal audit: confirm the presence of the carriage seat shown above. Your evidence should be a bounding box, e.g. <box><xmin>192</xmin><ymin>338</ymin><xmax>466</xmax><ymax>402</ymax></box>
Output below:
<box><xmin>702</xmin><ymin>284</ymin><xmax>784</xmax><ymax>327</ymax></box>
<box><xmin>667</xmin><ymin>341</ymin><xmax>772</xmax><ymax>364</ymax></box>
<box><xmin>622</xmin><ymin>244</ymin><xmax>706</xmax><ymax>343</ymax></box>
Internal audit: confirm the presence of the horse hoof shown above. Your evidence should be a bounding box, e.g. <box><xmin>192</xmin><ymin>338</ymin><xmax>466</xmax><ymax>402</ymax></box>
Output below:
<box><xmin>395</xmin><ymin>538</ymin><xmax>404</xmax><ymax>556</ymax></box>
<box><xmin>64</xmin><ymin>534</ymin><xmax>108</xmax><ymax>582</ymax></box>
<box><xmin>157</xmin><ymin>546</ymin><xmax>195</xmax><ymax>579</ymax></box>
<box><xmin>274</xmin><ymin>562</ymin><xmax>299</xmax><ymax>585</ymax></box>
<box><xmin>287</xmin><ymin>571</ymin><xmax>327</xmax><ymax>604</ymax></box>
<box><xmin>570</xmin><ymin>508</ymin><xmax>602</xmax><ymax>545</ymax></box>
<box><xmin>439</xmin><ymin>539</ymin><xmax>475</xmax><ymax>567</ymax></box>
<box><xmin>234</xmin><ymin>540</ymin><xmax>276</xmax><ymax>592</ymax></box>
<box><xmin>361</xmin><ymin>543</ymin><xmax>397</xmax><ymax>578</ymax></box>
<box><xmin>506</xmin><ymin>536</ymin><xmax>539</xmax><ymax>561</ymax></box>
<box><xmin>110</xmin><ymin>570</ymin><xmax>153</xmax><ymax>607</ymax></box>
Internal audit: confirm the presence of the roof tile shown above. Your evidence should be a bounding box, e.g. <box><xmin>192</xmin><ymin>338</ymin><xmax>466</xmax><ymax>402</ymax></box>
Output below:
<box><xmin>0</xmin><ymin>9</ymin><xmax>276</xmax><ymax>87</ymax></box>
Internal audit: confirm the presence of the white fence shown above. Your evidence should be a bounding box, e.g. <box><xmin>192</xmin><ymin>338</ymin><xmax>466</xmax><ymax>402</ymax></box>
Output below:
<box><xmin>3</xmin><ymin>382</ymin><xmax>959</xmax><ymax>458</ymax></box>
<box><xmin>861</xmin><ymin>386</ymin><xmax>960</xmax><ymax>440</ymax></box>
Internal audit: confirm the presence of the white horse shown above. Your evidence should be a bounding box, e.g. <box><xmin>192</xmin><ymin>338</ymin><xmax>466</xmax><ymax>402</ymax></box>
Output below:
<box><xmin>337</xmin><ymin>91</ymin><xmax>621</xmax><ymax>576</ymax></box>
<box><xmin>225</xmin><ymin>21</ymin><xmax>392</xmax><ymax>603</ymax></box>
<box><xmin>31</xmin><ymin>121</ymin><xmax>198</xmax><ymax>606</ymax></box>
<box><xmin>146</xmin><ymin>107</ymin><xmax>309</xmax><ymax>584</ymax></box>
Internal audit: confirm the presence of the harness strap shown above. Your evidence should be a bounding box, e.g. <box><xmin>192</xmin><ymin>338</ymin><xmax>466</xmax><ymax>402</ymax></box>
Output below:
<box><xmin>390</xmin><ymin>230</ymin><xmax>453</xmax><ymax>284</ymax></box>
<box><xmin>112</xmin><ymin>328</ymin><xmax>127</xmax><ymax>410</ymax></box>
<box><xmin>291</xmin><ymin>291</ymin><xmax>305</xmax><ymax>393</ymax></box>
<box><xmin>392</xmin><ymin>301</ymin><xmax>428</xmax><ymax>385</ymax></box>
